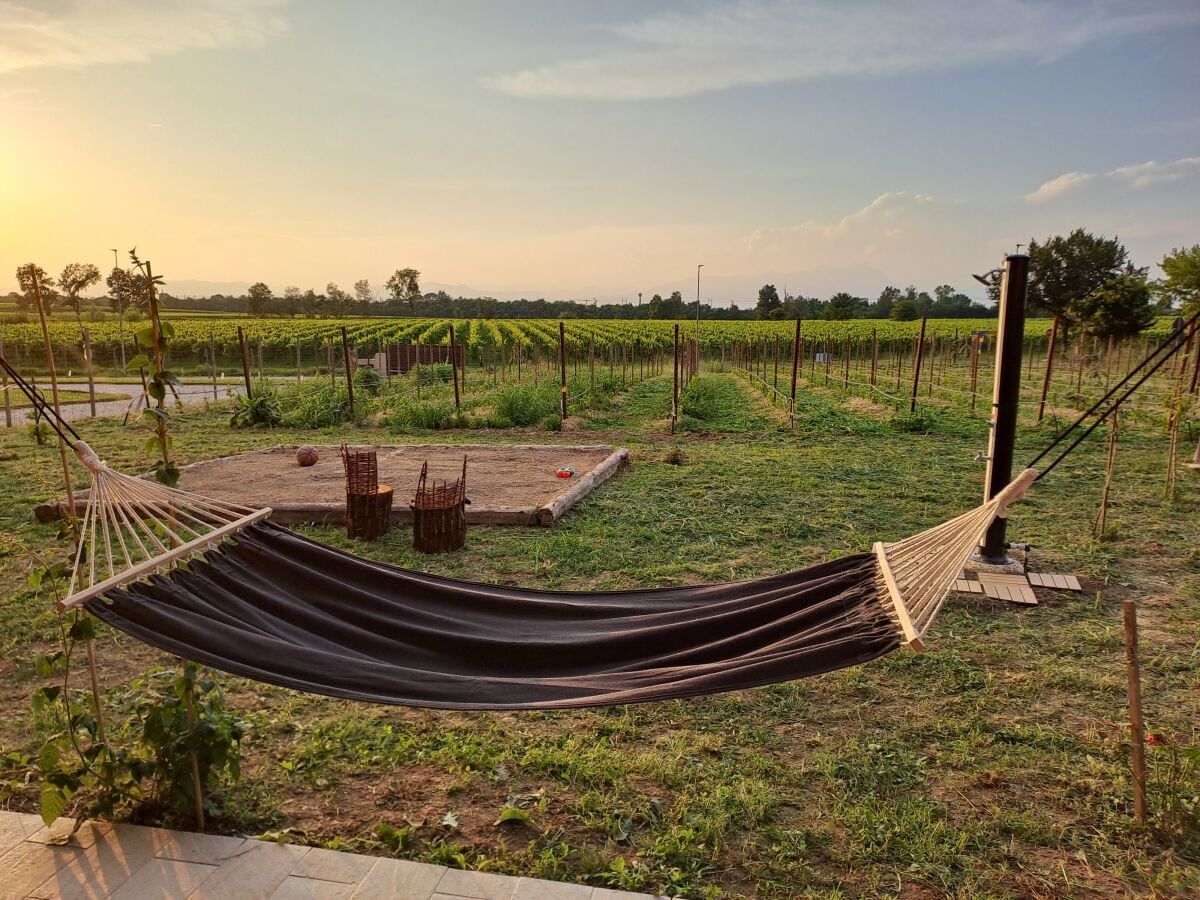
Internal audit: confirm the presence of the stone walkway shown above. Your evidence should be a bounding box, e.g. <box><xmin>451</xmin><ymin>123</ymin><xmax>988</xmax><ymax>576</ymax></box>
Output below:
<box><xmin>0</xmin><ymin>811</ymin><xmax>665</xmax><ymax>900</ymax></box>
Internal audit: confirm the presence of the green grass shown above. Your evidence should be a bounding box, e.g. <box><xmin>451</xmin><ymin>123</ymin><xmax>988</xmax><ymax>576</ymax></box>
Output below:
<box><xmin>0</xmin><ymin>373</ymin><xmax>1197</xmax><ymax>897</ymax></box>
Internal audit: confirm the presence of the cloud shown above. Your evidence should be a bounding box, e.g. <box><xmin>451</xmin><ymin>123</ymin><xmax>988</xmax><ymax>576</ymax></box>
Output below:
<box><xmin>0</xmin><ymin>0</ymin><xmax>288</xmax><ymax>75</ymax></box>
<box><xmin>1026</xmin><ymin>157</ymin><xmax>1200</xmax><ymax>202</ymax></box>
<box><xmin>743</xmin><ymin>191</ymin><xmax>934</xmax><ymax>255</ymax></box>
<box><xmin>485</xmin><ymin>0</ymin><xmax>1198</xmax><ymax>100</ymax></box>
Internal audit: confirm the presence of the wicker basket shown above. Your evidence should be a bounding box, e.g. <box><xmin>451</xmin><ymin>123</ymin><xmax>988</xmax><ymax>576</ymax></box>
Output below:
<box><xmin>411</xmin><ymin>457</ymin><xmax>467</xmax><ymax>553</ymax></box>
<box><xmin>340</xmin><ymin>445</ymin><xmax>391</xmax><ymax>540</ymax></box>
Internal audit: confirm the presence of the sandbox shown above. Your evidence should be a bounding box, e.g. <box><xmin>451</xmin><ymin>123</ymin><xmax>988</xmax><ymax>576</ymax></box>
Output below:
<box><xmin>39</xmin><ymin>444</ymin><xmax>628</xmax><ymax>526</ymax></box>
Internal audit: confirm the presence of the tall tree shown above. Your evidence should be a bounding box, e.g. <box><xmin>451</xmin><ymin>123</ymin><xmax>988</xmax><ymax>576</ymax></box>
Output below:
<box><xmin>16</xmin><ymin>264</ymin><xmax>56</xmax><ymax>312</ymax></box>
<box><xmin>58</xmin><ymin>263</ymin><xmax>101</xmax><ymax>327</ymax></box>
<box><xmin>755</xmin><ymin>284</ymin><xmax>781</xmax><ymax>319</ymax></box>
<box><xmin>662</xmin><ymin>290</ymin><xmax>686</xmax><ymax>319</ymax></box>
<box><xmin>326</xmin><ymin>282</ymin><xmax>354</xmax><ymax>316</ymax></box>
<box><xmin>891</xmin><ymin>298</ymin><xmax>919</xmax><ymax>321</ymax></box>
<box><xmin>825</xmin><ymin>292</ymin><xmax>862</xmax><ymax>320</ymax></box>
<box><xmin>1028</xmin><ymin>229</ymin><xmax>1142</xmax><ymax>327</ymax></box>
<box><xmin>1157</xmin><ymin>244</ymin><xmax>1200</xmax><ymax>318</ymax></box>
<box><xmin>874</xmin><ymin>285</ymin><xmax>900</xmax><ymax>319</ymax></box>
<box><xmin>353</xmin><ymin>279</ymin><xmax>374</xmax><ymax>304</ymax></box>
<box><xmin>385</xmin><ymin>268</ymin><xmax>422</xmax><ymax>314</ymax></box>
<box><xmin>647</xmin><ymin>293</ymin><xmax>665</xmax><ymax>319</ymax></box>
<box><xmin>1075</xmin><ymin>274</ymin><xmax>1155</xmax><ymax>339</ymax></box>
<box><xmin>247</xmin><ymin>282</ymin><xmax>273</xmax><ymax>316</ymax></box>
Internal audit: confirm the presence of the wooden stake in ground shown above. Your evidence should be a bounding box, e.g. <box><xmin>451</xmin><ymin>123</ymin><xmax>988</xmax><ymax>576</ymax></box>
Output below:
<box><xmin>449</xmin><ymin>324</ymin><xmax>460</xmax><ymax>411</ymax></box>
<box><xmin>1095</xmin><ymin>411</ymin><xmax>1118</xmax><ymax>537</ymax></box>
<box><xmin>82</xmin><ymin>327</ymin><xmax>96</xmax><ymax>417</ymax></box>
<box><xmin>870</xmin><ymin>328</ymin><xmax>878</xmax><ymax>387</ymax></box>
<box><xmin>789</xmin><ymin>318</ymin><xmax>801</xmax><ymax>431</ymax></box>
<box><xmin>29</xmin><ymin>270</ymin><xmax>76</xmax><ymax>516</ymax></box>
<box><xmin>210</xmin><ymin>332</ymin><xmax>219</xmax><ymax>400</ymax></box>
<box><xmin>1123</xmin><ymin>599</ymin><xmax>1148</xmax><ymax>825</ymax></box>
<box><xmin>672</xmin><ymin>323</ymin><xmax>680</xmax><ymax>434</ymax></box>
<box><xmin>236</xmin><ymin>326</ymin><xmax>253</xmax><ymax>398</ymax></box>
<box><xmin>183</xmin><ymin>659</ymin><xmax>206</xmax><ymax>831</ymax></box>
<box><xmin>558</xmin><ymin>321</ymin><xmax>568</xmax><ymax>420</ymax></box>
<box><xmin>1037</xmin><ymin>316</ymin><xmax>1060</xmax><ymax>423</ymax></box>
<box><xmin>0</xmin><ymin>329</ymin><xmax>11</xmax><ymax>427</ymax></box>
<box><xmin>910</xmin><ymin>317</ymin><xmax>928</xmax><ymax>413</ymax></box>
<box><xmin>341</xmin><ymin>327</ymin><xmax>355</xmax><ymax>418</ymax></box>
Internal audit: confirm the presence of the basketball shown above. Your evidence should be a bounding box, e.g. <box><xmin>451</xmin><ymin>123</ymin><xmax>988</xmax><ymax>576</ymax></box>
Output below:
<box><xmin>296</xmin><ymin>446</ymin><xmax>320</xmax><ymax>467</ymax></box>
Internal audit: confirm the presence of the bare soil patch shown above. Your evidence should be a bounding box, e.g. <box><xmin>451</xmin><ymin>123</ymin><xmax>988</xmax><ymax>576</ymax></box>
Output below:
<box><xmin>176</xmin><ymin>444</ymin><xmax>625</xmax><ymax>525</ymax></box>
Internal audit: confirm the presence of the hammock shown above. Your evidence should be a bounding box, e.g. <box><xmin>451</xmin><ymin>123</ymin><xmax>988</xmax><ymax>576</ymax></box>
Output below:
<box><xmin>8</xmin><ymin>311</ymin><xmax>1191</xmax><ymax>711</ymax></box>
<box><xmin>55</xmin><ymin>440</ymin><xmax>1036</xmax><ymax>710</ymax></box>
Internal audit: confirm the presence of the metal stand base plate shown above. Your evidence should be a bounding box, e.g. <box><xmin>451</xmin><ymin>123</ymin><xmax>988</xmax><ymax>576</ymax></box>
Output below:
<box><xmin>965</xmin><ymin>553</ymin><xmax>1025</xmax><ymax>575</ymax></box>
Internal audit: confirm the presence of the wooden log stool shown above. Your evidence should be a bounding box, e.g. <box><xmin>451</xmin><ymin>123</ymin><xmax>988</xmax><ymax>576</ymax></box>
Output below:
<box><xmin>341</xmin><ymin>445</ymin><xmax>393</xmax><ymax>540</ymax></box>
<box><xmin>411</xmin><ymin>457</ymin><xmax>468</xmax><ymax>553</ymax></box>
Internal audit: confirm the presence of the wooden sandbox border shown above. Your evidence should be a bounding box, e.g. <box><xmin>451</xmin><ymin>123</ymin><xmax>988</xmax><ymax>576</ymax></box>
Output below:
<box><xmin>36</xmin><ymin>444</ymin><xmax>630</xmax><ymax>527</ymax></box>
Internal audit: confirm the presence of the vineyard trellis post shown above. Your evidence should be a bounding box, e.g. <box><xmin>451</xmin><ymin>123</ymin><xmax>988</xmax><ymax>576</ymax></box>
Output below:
<box><xmin>30</xmin><ymin>270</ymin><xmax>76</xmax><ymax>515</ymax></box>
<box><xmin>450</xmin><ymin>324</ymin><xmax>461</xmax><ymax>411</ymax></box>
<box><xmin>341</xmin><ymin>326</ymin><xmax>355</xmax><ymax>418</ymax></box>
<box><xmin>588</xmin><ymin>334</ymin><xmax>595</xmax><ymax>403</ymax></box>
<box><xmin>558</xmin><ymin>321</ymin><xmax>568</xmax><ymax>420</ymax></box>
<box><xmin>295</xmin><ymin>336</ymin><xmax>302</xmax><ymax>381</ymax></box>
<box><xmin>909</xmin><ymin>317</ymin><xmax>928</xmax><ymax>413</ymax></box>
<box><xmin>789</xmin><ymin>318</ymin><xmax>800</xmax><ymax>431</ymax></box>
<box><xmin>0</xmin><ymin>329</ymin><xmax>11</xmax><ymax>427</ymax></box>
<box><xmin>1095</xmin><ymin>410</ymin><xmax>1118</xmax><ymax>537</ymax></box>
<box><xmin>237</xmin><ymin>325</ymin><xmax>253</xmax><ymax>399</ymax></box>
<box><xmin>773</xmin><ymin>334</ymin><xmax>780</xmax><ymax>391</ymax></box>
<box><xmin>672</xmin><ymin>323</ymin><xmax>680</xmax><ymax>434</ymax></box>
<box><xmin>1037</xmin><ymin>316</ymin><xmax>1060</xmax><ymax>423</ymax></box>
<box><xmin>1124</xmin><ymin>599</ymin><xmax>1148</xmax><ymax>825</ymax></box>
<box><xmin>870</xmin><ymin>328</ymin><xmax>878</xmax><ymax>387</ymax></box>
<box><xmin>209</xmin><ymin>331</ymin><xmax>218</xmax><ymax>400</ymax></box>
<box><xmin>82</xmin><ymin>326</ymin><xmax>96</xmax><ymax>417</ymax></box>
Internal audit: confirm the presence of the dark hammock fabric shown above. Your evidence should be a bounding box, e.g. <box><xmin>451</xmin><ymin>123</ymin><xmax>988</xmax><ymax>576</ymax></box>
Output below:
<box><xmin>86</xmin><ymin>522</ymin><xmax>901</xmax><ymax>710</ymax></box>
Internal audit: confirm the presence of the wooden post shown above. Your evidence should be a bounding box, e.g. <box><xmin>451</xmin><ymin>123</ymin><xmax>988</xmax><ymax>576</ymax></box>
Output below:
<box><xmin>870</xmin><ymin>328</ymin><xmax>878</xmax><ymax>386</ymax></box>
<box><xmin>296</xmin><ymin>336</ymin><xmax>302</xmax><ymax>380</ymax></box>
<box><xmin>970</xmin><ymin>334</ymin><xmax>981</xmax><ymax>411</ymax></box>
<box><xmin>31</xmin><ymin>272</ymin><xmax>76</xmax><ymax>516</ymax></box>
<box><xmin>672</xmin><ymin>323</ymin><xmax>680</xmax><ymax>434</ymax></box>
<box><xmin>183</xmin><ymin>659</ymin><xmax>206</xmax><ymax>831</ymax></box>
<box><xmin>236</xmin><ymin>326</ymin><xmax>253</xmax><ymax>398</ymax></box>
<box><xmin>449</xmin><ymin>324</ymin><xmax>460</xmax><ymax>411</ymax></box>
<box><xmin>589</xmin><ymin>334</ymin><xmax>595</xmax><ymax>403</ymax></box>
<box><xmin>209</xmin><ymin>332</ymin><xmax>219</xmax><ymax>400</ymax></box>
<box><xmin>0</xmin><ymin>329</ymin><xmax>11</xmax><ymax>427</ymax></box>
<box><xmin>1037</xmin><ymin>316</ymin><xmax>1060</xmax><ymax>423</ymax></box>
<box><xmin>558</xmin><ymin>321</ymin><xmax>567</xmax><ymax>419</ymax></box>
<box><xmin>1095</xmin><ymin>411</ymin><xmax>1118</xmax><ymax>537</ymax></box>
<box><xmin>82</xmin><ymin>327</ymin><xmax>96</xmax><ymax>417</ymax></box>
<box><xmin>517</xmin><ymin>339</ymin><xmax>522</xmax><ymax>381</ymax></box>
<box><xmin>341</xmin><ymin>327</ymin><xmax>355</xmax><ymax>417</ymax></box>
<box><xmin>789</xmin><ymin>318</ymin><xmax>801</xmax><ymax>430</ymax></box>
<box><xmin>909</xmin><ymin>317</ymin><xmax>928</xmax><ymax>413</ymax></box>
<box><xmin>1123</xmin><ymin>600</ymin><xmax>1148</xmax><ymax>825</ymax></box>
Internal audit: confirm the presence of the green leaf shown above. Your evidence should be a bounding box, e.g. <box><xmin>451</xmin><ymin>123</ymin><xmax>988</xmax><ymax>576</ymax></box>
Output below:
<box><xmin>68</xmin><ymin>618</ymin><xmax>95</xmax><ymax>642</ymax></box>
<box><xmin>144</xmin><ymin>436</ymin><xmax>163</xmax><ymax>454</ymax></box>
<box><xmin>158</xmin><ymin>321</ymin><xmax>175</xmax><ymax>339</ymax></box>
<box><xmin>148</xmin><ymin>381</ymin><xmax>166</xmax><ymax>402</ymax></box>
<box><xmin>135</xmin><ymin>326</ymin><xmax>155</xmax><ymax>345</ymax></box>
<box><xmin>39</xmin><ymin>785</ymin><xmax>68</xmax><ymax>826</ymax></box>
<box><xmin>494</xmin><ymin>806</ymin><xmax>532</xmax><ymax>827</ymax></box>
<box><xmin>127</xmin><ymin>353</ymin><xmax>150</xmax><ymax>370</ymax></box>
<box><xmin>441</xmin><ymin>811</ymin><xmax>459</xmax><ymax>829</ymax></box>
<box><xmin>159</xmin><ymin>370</ymin><xmax>182</xmax><ymax>386</ymax></box>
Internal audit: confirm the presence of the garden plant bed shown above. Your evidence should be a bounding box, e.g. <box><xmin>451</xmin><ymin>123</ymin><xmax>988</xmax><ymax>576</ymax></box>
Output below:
<box><xmin>38</xmin><ymin>443</ymin><xmax>628</xmax><ymax>526</ymax></box>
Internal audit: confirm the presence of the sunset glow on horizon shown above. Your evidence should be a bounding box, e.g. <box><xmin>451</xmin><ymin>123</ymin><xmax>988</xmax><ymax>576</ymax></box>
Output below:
<box><xmin>3</xmin><ymin>1</ymin><xmax>1198</xmax><ymax>303</ymax></box>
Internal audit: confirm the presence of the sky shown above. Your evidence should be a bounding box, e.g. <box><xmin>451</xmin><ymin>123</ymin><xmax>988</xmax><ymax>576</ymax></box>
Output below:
<box><xmin>2</xmin><ymin>0</ymin><xmax>1198</xmax><ymax>305</ymax></box>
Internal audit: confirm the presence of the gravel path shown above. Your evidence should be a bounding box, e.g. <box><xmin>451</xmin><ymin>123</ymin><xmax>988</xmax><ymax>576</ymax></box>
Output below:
<box><xmin>1</xmin><ymin>380</ymin><xmax>245</xmax><ymax>427</ymax></box>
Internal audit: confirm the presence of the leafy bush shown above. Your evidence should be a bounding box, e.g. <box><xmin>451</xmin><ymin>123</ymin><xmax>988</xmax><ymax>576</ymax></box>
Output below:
<box><xmin>492</xmin><ymin>384</ymin><xmax>556</xmax><ymax>427</ymax></box>
<box><xmin>384</xmin><ymin>399</ymin><xmax>459</xmax><ymax>430</ymax></box>
<box><xmin>278</xmin><ymin>383</ymin><xmax>351</xmax><ymax>428</ymax></box>
<box><xmin>542</xmin><ymin>414</ymin><xmax>563</xmax><ymax>431</ymax></box>
<box><xmin>412</xmin><ymin>363</ymin><xmax>454</xmax><ymax>386</ymax></box>
<box><xmin>229</xmin><ymin>387</ymin><xmax>281</xmax><ymax>427</ymax></box>
<box><xmin>353</xmin><ymin>366</ymin><xmax>384</xmax><ymax>396</ymax></box>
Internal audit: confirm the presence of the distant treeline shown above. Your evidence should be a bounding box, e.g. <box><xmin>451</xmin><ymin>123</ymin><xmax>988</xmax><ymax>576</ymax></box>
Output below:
<box><xmin>157</xmin><ymin>285</ymin><xmax>995</xmax><ymax>321</ymax></box>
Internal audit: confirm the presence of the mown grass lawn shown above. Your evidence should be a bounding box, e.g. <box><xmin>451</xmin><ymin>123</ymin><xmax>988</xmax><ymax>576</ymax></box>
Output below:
<box><xmin>1</xmin><ymin>373</ymin><xmax>1197</xmax><ymax>898</ymax></box>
